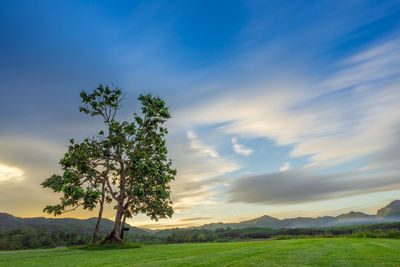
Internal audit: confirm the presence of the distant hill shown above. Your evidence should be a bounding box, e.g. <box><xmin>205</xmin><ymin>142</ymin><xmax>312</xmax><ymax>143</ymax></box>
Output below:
<box><xmin>194</xmin><ymin>200</ymin><xmax>400</xmax><ymax>230</ymax></box>
<box><xmin>377</xmin><ymin>200</ymin><xmax>400</xmax><ymax>218</ymax></box>
<box><xmin>336</xmin><ymin>211</ymin><xmax>372</xmax><ymax>221</ymax></box>
<box><xmin>0</xmin><ymin>213</ymin><xmax>148</xmax><ymax>236</ymax></box>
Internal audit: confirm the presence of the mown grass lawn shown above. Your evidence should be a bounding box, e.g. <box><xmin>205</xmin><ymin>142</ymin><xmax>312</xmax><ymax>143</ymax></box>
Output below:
<box><xmin>0</xmin><ymin>238</ymin><xmax>399</xmax><ymax>266</ymax></box>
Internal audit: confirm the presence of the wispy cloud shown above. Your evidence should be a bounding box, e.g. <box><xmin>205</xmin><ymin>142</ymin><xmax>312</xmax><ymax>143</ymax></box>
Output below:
<box><xmin>173</xmin><ymin>38</ymin><xmax>400</xmax><ymax>168</ymax></box>
<box><xmin>186</xmin><ymin>130</ymin><xmax>219</xmax><ymax>158</ymax></box>
<box><xmin>168</xmin><ymin>131</ymin><xmax>241</xmax><ymax>212</ymax></box>
<box><xmin>179</xmin><ymin>217</ymin><xmax>212</xmax><ymax>222</ymax></box>
<box><xmin>231</xmin><ymin>137</ymin><xmax>253</xmax><ymax>156</ymax></box>
<box><xmin>279</xmin><ymin>162</ymin><xmax>291</xmax><ymax>172</ymax></box>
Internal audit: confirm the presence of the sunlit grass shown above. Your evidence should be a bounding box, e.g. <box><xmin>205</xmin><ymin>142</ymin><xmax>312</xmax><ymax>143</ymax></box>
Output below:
<box><xmin>1</xmin><ymin>238</ymin><xmax>399</xmax><ymax>266</ymax></box>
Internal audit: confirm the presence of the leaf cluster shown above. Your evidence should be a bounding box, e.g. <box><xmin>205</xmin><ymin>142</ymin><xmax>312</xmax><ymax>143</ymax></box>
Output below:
<box><xmin>41</xmin><ymin>139</ymin><xmax>106</xmax><ymax>215</ymax></box>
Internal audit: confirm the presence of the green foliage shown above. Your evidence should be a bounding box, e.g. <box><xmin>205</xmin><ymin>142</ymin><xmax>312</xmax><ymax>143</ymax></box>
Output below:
<box><xmin>0</xmin><ymin>228</ymin><xmax>88</xmax><ymax>250</ymax></box>
<box><xmin>79</xmin><ymin>86</ymin><xmax>176</xmax><ymax>231</ymax></box>
<box><xmin>79</xmin><ymin>86</ymin><xmax>176</xmax><ymax>220</ymax></box>
<box><xmin>151</xmin><ymin>222</ymin><xmax>400</xmax><ymax>244</ymax></box>
<box><xmin>79</xmin><ymin>85</ymin><xmax>122</xmax><ymax>118</ymax></box>
<box><xmin>350</xmin><ymin>230</ymin><xmax>400</xmax><ymax>239</ymax></box>
<box><xmin>41</xmin><ymin>138</ymin><xmax>104</xmax><ymax>216</ymax></box>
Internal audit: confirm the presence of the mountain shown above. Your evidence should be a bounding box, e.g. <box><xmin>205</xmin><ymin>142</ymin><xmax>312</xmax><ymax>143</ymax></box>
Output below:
<box><xmin>197</xmin><ymin>215</ymin><xmax>282</xmax><ymax>230</ymax></box>
<box><xmin>1</xmin><ymin>200</ymin><xmax>399</xmax><ymax>233</ymax></box>
<box><xmin>0</xmin><ymin>213</ymin><xmax>148</xmax><ymax>236</ymax></box>
<box><xmin>336</xmin><ymin>211</ymin><xmax>372</xmax><ymax>221</ymax></box>
<box><xmin>239</xmin><ymin>215</ymin><xmax>282</xmax><ymax>228</ymax></box>
<box><xmin>196</xmin><ymin>200</ymin><xmax>400</xmax><ymax>230</ymax></box>
<box><xmin>377</xmin><ymin>200</ymin><xmax>400</xmax><ymax>218</ymax></box>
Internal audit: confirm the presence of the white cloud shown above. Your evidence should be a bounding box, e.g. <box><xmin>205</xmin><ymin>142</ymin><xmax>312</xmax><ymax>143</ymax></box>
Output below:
<box><xmin>173</xmin><ymin>38</ymin><xmax>400</xmax><ymax>168</ymax></box>
<box><xmin>0</xmin><ymin>163</ymin><xmax>24</xmax><ymax>183</ymax></box>
<box><xmin>186</xmin><ymin>130</ymin><xmax>219</xmax><ymax>158</ymax></box>
<box><xmin>279</xmin><ymin>162</ymin><xmax>291</xmax><ymax>172</ymax></box>
<box><xmin>231</xmin><ymin>137</ymin><xmax>253</xmax><ymax>156</ymax></box>
<box><xmin>167</xmin><ymin>130</ymin><xmax>241</xmax><ymax>212</ymax></box>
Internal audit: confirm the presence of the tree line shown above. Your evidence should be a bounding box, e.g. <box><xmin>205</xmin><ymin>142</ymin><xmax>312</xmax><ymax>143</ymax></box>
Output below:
<box><xmin>154</xmin><ymin>222</ymin><xmax>400</xmax><ymax>243</ymax></box>
<box><xmin>2</xmin><ymin>222</ymin><xmax>399</xmax><ymax>250</ymax></box>
<box><xmin>0</xmin><ymin>228</ymin><xmax>87</xmax><ymax>250</ymax></box>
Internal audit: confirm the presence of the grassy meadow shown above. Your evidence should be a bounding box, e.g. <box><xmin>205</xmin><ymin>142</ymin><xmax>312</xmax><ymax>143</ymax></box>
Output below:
<box><xmin>1</xmin><ymin>238</ymin><xmax>399</xmax><ymax>266</ymax></box>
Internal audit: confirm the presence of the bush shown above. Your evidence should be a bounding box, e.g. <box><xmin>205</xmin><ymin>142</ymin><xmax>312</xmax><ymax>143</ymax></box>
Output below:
<box><xmin>322</xmin><ymin>233</ymin><xmax>335</xmax><ymax>238</ymax></box>
<box><xmin>272</xmin><ymin>235</ymin><xmax>293</xmax><ymax>240</ymax></box>
<box><xmin>377</xmin><ymin>230</ymin><xmax>400</xmax><ymax>239</ymax></box>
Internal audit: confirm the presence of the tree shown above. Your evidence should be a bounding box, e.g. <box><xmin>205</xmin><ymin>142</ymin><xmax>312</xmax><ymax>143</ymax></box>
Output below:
<box><xmin>42</xmin><ymin>84</ymin><xmax>176</xmax><ymax>244</ymax></box>
<box><xmin>41</xmin><ymin>137</ymin><xmax>110</xmax><ymax>243</ymax></box>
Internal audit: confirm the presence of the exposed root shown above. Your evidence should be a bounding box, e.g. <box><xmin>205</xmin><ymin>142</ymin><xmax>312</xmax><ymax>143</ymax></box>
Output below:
<box><xmin>101</xmin><ymin>231</ymin><xmax>123</xmax><ymax>245</ymax></box>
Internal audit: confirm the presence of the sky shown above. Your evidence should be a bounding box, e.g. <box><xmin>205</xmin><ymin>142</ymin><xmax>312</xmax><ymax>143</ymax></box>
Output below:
<box><xmin>0</xmin><ymin>0</ymin><xmax>400</xmax><ymax>229</ymax></box>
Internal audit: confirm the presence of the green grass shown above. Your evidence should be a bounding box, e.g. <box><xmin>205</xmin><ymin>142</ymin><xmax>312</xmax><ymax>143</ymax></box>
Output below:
<box><xmin>70</xmin><ymin>243</ymin><xmax>142</xmax><ymax>251</ymax></box>
<box><xmin>0</xmin><ymin>238</ymin><xmax>399</xmax><ymax>266</ymax></box>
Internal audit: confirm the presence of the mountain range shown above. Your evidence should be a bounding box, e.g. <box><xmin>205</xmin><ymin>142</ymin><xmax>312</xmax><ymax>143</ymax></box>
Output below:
<box><xmin>195</xmin><ymin>200</ymin><xmax>400</xmax><ymax>230</ymax></box>
<box><xmin>1</xmin><ymin>200</ymin><xmax>399</xmax><ymax>234</ymax></box>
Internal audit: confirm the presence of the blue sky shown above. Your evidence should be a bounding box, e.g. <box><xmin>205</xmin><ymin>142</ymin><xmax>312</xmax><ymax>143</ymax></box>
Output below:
<box><xmin>0</xmin><ymin>0</ymin><xmax>400</xmax><ymax>228</ymax></box>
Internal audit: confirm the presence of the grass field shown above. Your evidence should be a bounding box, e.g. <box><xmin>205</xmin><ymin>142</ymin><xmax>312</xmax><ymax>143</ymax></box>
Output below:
<box><xmin>1</xmin><ymin>238</ymin><xmax>399</xmax><ymax>266</ymax></box>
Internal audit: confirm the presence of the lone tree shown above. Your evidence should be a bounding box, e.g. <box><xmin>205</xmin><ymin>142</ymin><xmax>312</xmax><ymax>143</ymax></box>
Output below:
<box><xmin>42</xmin><ymin>85</ymin><xmax>176</xmax><ymax>244</ymax></box>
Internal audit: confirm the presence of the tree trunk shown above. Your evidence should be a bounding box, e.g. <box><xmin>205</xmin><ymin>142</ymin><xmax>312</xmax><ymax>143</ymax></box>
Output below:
<box><xmin>92</xmin><ymin>182</ymin><xmax>105</xmax><ymax>244</ymax></box>
<box><xmin>101</xmin><ymin>200</ymin><xmax>124</xmax><ymax>244</ymax></box>
<box><xmin>101</xmin><ymin>154</ymin><xmax>126</xmax><ymax>244</ymax></box>
<box><xmin>120</xmin><ymin>212</ymin><xmax>127</xmax><ymax>240</ymax></box>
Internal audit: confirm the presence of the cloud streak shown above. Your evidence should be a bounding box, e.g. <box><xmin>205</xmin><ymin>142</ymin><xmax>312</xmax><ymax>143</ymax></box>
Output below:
<box><xmin>186</xmin><ymin>130</ymin><xmax>219</xmax><ymax>158</ymax></box>
<box><xmin>179</xmin><ymin>217</ymin><xmax>212</xmax><ymax>222</ymax></box>
<box><xmin>229</xmin><ymin>169</ymin><xmax>400</xmax><ymax>205</ymax></box>
<box><xmin>168</xmin><ymin>131</ymin><xmax>241</xmax><ymax>212</ymax></box>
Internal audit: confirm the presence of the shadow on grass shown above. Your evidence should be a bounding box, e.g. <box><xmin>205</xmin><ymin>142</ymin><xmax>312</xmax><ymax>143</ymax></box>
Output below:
<box><xmin>69</xmin><ymin>243</ymin><xmax>142</xmax><ymax>251</ymax></box>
